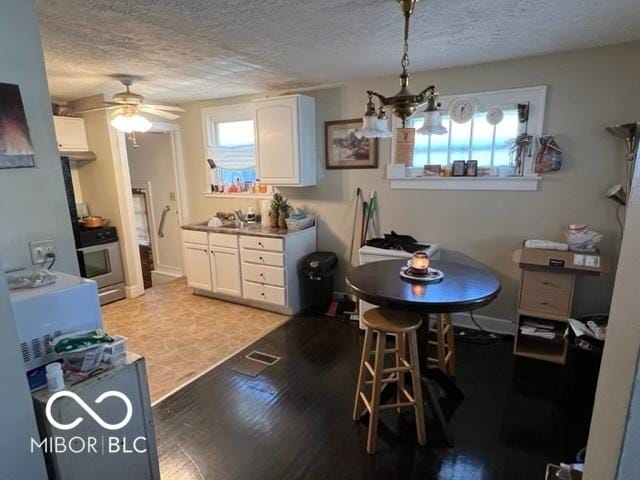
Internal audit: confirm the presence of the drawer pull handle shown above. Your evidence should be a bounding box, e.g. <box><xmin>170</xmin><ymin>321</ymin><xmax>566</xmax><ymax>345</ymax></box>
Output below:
<box><xmin>542</xmin><ymin>281</ymin><xmax>551</xmax><ymax>285</ymax></box>
<box><xmin>261</xmin><ymin>292</ymin><xmax>266</xmax><ymax>297</ymax></box>
<box><xmin>540</xmin><ymin>301</ymin><xmax>549</xmax><ymax>305</ymax></box>
<box><xmin>259</xmin><ymin>256</ymin><xmax>264</xmax><ymax>261</ymax></box>
<box><xmin>258</xmin><ymin>241</ymin><xmax>263</xmax><ymax>247</ymax></box>
<box><xmin>259</xmin><ymin>273</ymin><xmax>265</xmax><ymax>278</ymax></box>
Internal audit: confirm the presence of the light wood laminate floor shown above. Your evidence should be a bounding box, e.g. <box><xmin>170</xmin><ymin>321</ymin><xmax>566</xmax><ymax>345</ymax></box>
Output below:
<box><xmin>102</xmin><ymin>278</ymin><xmax>289</xmax><ymax>402</ymax></box>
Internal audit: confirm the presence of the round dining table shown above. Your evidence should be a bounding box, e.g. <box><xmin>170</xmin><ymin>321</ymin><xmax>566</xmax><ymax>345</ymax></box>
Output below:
<box><xmin>347</xmin><ymin>258</ymin><xmax>501</xmax><ymax>446</ymax></box>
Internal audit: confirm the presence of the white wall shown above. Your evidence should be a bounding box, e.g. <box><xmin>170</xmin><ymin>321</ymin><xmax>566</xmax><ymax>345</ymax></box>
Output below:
<box><xmin>0</xmin><ymin>258</ymin><xmax>47</xmax><ymax>478</ymax></box>
<box><xmin>126</xmin><ymin>132</ymin><xmax>183</xmax><ymax>276</ymax></box>
<box><xmin>584</xmin><ymin>152</ymin><xmax>640</xmax><ymax>479</ymax></box>
<box><xmin>0</xmin><ymin>0</ymin><xmax>78</xmax><ymax>274</ymax></box>
<box><xmin>178</xmin><ymin>42</ymin><xmax>640</xmax><ymax>322</ymax></box>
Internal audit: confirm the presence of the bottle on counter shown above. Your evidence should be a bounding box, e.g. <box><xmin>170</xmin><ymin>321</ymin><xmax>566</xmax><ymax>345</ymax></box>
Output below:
<box><xmin>46</xmin><ymin>362</ymin><xmax>65</xmax><ymax>392</ymax></box>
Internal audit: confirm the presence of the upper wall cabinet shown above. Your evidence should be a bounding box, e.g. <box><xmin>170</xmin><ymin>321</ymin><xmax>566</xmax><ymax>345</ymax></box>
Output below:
<box><xmin>253</xmin><ymin>95</ymin><xmax>317</xmax><ymax>186</ymax></box>
<box><xmin>53</xmin><ymin>116</ymin><xmax>89</xmax><ymax>152</ymax></box>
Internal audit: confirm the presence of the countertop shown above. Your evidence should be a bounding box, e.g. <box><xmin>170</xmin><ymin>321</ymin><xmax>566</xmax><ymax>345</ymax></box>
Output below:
<box><xmin>181</xmin><ymin>221</ymin><xmax>312</xmax><ymax>239</ymax></box>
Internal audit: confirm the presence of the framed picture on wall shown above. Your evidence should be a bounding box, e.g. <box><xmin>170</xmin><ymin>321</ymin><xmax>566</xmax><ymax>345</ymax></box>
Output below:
<box><xmin>325</xmin><ymin>119</ymin><xmax>378</xmax><ymax>169</ymax></box>
<box><xmin>0</xmin><ymin>83</ymin><xmax>35</xmax><ymax>169</ymax></box>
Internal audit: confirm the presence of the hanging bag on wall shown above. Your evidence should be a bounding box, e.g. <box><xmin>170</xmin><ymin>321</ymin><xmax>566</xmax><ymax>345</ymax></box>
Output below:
<box><xmin>534</xmin><ymin>135</ymin><xmax>563</xmax><ymax>173</ymax></box>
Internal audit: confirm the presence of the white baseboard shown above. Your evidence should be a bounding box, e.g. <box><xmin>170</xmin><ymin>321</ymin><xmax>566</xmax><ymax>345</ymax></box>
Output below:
<box><xmin>151</xmin><ymin>268</ymin><xmax>183</xmax><ymax>286</ymax></box>
<box><xmin>450</xmin><ymin>312</ymin><xmax>515</xmax><ymax>336</ymax></box>
<box><xmin>125</xmin><ymin>283</ymin><xmax>145</xmax><ymax>299</ymax></box>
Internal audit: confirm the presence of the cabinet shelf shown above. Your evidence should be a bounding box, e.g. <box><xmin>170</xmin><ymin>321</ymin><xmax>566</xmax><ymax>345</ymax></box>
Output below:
<box><xmin>514</xmin><ymin>335</ymin><xmax>568</xmax><ymax>364</ymax></box>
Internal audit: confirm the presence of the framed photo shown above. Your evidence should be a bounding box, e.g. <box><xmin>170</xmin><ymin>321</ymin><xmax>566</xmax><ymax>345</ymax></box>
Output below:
<box><xmin>325</xmin><ymin>119</ymin><xmax>378</xmax><ymax>169</ymax></box>
<box><xmin>0</xmin><ymin>83</ymin><xmax>35</xmax><ymax>169</ymax></box>
<box><xmin>423</xmin><ymin>164</ymin><xmax>442</xmax><ymax>177</ymax></box>
<box><xmin>452</xmin><ymin>160</ymin><xmax>466</xmax><ymax>176</ymax></box>
<box><xmin>466</xmin><ymin>160</ymin><xmax>478</xmax><ymax>177</ymax></box>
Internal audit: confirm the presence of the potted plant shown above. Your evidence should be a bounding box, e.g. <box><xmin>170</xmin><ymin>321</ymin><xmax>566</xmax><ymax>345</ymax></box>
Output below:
<box><xmin>270</xmin><ymin>192</ymin><xmax>290</xmax><ymax>228</ymax></box>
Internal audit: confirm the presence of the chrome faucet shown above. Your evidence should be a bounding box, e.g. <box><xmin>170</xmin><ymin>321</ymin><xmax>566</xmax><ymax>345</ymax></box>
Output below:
<box><xmin>234</xmin><ymin>210</ymin><xmax>244</xmax><ymax>228</ymax></box>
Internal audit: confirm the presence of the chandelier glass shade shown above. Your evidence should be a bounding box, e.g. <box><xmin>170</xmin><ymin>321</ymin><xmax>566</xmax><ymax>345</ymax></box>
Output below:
<box><xmin>360</xmin><ymin>0</ymin><xmax>447</xmax><ymax>138</ymax></box>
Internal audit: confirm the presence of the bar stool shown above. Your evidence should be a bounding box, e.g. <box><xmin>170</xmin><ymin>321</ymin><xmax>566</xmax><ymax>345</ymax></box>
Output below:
<box><xmin>353</xmin><ymin>307</ymin><xmax>426</xmax><ymax>454</ymax></box>
<box><xmin>427</xmin><ymin>313</ymin><xmax>456</xmax><ymax>376</ymax></box>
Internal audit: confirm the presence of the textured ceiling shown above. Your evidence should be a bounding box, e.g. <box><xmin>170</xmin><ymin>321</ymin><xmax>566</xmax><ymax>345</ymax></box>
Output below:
<box><xmin>37</xmin><ymin>0</ymin><xmax>640</xmax><ymax>104</ymax></box>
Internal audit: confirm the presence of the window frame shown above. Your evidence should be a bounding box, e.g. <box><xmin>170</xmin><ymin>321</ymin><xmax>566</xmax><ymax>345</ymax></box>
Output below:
<box><xmin>389</xmin><ymin>85</ymin><xmax>547</xmax><ymax>191</ymax></box>
<box><xmin>201</xmin><ymin>103</ymin><xmax>271</xmax><ymax>198</ymax></box>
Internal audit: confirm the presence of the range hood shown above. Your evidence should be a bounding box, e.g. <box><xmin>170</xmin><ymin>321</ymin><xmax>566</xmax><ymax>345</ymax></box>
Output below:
<box><xmin>59</xmin><ymin>150</ymin><xmax>97</xmax><ymax>162</ymax></box>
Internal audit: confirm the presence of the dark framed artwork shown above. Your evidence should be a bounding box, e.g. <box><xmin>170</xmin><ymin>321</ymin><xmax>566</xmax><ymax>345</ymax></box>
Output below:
<box><xmin>466</xmin><ymin>160</ymin><xmax>478</xmax><ymax>177</ymax></box>
<box><xmin>325</xmin><ymin>119</ymin><xmax>378</xmax><ymax>169</ymax></box>
<box><xmin>0</xmin><ymin>83</ymin><xmax>35</xmax><ymax>168</ymax></box>
<box><xmin>452</xmin><ymin>160</ymin><xmax>466</xmax><ymax>176</ymax></box>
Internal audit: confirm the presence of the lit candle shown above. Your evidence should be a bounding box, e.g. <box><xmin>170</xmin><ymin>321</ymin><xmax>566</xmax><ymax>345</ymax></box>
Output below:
<box><xmin>410</xmin><ymin>251</ymin><xmax>429</xmax><ymax>271</ymax></box>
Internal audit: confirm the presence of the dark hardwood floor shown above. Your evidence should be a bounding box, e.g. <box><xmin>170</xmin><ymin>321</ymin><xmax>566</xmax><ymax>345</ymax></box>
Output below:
<box><xmin>153</xmin><ymin>315</ymin><xmax>598</xmax><ymax>480</ymax></box>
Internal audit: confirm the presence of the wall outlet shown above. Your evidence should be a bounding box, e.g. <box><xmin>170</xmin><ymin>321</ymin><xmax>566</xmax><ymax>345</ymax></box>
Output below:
<box><xmin>29</xmin><ymin>240</ymin><xmax>56</xmax><ymax>265</ymax></box>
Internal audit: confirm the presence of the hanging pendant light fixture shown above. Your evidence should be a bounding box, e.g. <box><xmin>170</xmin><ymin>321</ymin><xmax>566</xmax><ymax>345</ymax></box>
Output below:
<box><xmin>360</xmin><ymin>0</ymin><xmax>446</xmax><ymax>138</ymax></box>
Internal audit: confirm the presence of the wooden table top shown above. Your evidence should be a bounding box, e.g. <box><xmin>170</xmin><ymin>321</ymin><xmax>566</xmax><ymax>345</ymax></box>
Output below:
<box><xmin>347</xmin><ymin>259</ymin><xmax>501</xmax><ymax>314</ymax></box>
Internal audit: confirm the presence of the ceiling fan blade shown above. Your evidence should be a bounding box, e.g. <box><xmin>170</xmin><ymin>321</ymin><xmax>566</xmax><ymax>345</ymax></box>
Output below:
<box><xmin>141</xmin><ymin>107</ymin><xmax>180</xmax><ymax>120</ymax></box>
<box><xmin>143</xmin><ymin>104</ymin><xmax>185</xmax><ymax>113</ymax></box>
<box><xmin>74</xmin><ymin>104</ymin><xmax>121</xmax><ymax>114</ymax></box>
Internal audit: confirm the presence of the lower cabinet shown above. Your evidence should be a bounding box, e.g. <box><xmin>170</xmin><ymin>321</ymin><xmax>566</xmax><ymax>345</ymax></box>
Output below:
<box><xmin>184</xmin><ymin>243</ymin><xmax>212</xmax><ymax>290</ymax></box>
<box><xmin>210</xmin><ymin>246</ymin><xmax>242</xmax><ymax>297</ymax></box>
<box><xmin>182</xmin><ymin>227</ymin><xmax>317</xmax><ymax>314</ymax></box>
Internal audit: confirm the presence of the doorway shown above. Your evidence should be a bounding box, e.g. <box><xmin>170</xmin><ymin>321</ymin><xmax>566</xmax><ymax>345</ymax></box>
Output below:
<box><xmin>124</xmin><ymin>129</ymin><xmax>185</xmax><ymax>289</ymax></box>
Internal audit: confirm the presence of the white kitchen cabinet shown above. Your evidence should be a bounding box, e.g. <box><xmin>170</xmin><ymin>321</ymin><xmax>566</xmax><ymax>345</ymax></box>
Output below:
<box><xmin>53</xmin><ymin>115</ymin><xmax>89</xmax><ymax>151</ymax></box>
<box><xmin>253</xmin><ymin>94</ymin><xmax>316</xmax><ymax>186</ymax></box>
<box><xmin>211</xmin><ymin>246</ymin><xmax>242</xmax><ymax>297</ymax></box>
<box><xmin>183</xmin><ymin>242</ymin><xmax>212</xmax><ymax>290</ymax></box>
<box><xmin>182</xmin><ymin>226</ymin><xmax>317</xmax><ymax>315</ymax></box>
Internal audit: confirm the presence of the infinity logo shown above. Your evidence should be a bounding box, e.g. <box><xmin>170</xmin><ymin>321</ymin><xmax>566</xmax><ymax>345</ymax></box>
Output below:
<box><xmin>45</xmin><ymin>391</ymin><xmax>133</xmax><ymax>431</ymax></box>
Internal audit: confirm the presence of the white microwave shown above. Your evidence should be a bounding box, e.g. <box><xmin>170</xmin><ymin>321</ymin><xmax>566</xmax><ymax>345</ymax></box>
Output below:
<box><xmin>9</xmin><ymin>271</ymin><xmax>103</xmax><ymax>371</ymax></box>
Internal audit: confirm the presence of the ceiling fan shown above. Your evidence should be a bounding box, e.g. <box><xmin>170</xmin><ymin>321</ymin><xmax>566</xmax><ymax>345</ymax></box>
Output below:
<box><xmin>75</xmin><ymin>76</ymin><xmax>185</xmax><ymax>146</ymax></box>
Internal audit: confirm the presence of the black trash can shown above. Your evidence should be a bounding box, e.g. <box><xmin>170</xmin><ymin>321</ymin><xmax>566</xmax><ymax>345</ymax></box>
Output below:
<box><xmin>301</xmin><ymin>252</ymin><xmax>338</xmax><ymax>313</ymax></box>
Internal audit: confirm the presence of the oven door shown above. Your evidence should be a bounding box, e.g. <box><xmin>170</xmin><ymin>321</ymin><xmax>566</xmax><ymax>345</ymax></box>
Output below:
<box><xmin>77</xmin><ymin>241</ymin><xmax>124</xmax><ymax>289</ymax></box>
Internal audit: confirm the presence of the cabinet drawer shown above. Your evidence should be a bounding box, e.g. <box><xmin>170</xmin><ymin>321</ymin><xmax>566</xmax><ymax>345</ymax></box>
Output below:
<box><xmin>240</xmin><ymin>235</ymin><xmax>283</xmax><ymax>252</ymax></box>
<box><xmin>522</xmin><ymin>270</ymin><xmax>573</xmax><ymax>296</ymax></box>
<box><xmin>243</xmin><ymin>280</ymin><xmax>286</xmax><ymax>306</ymax></box>
<box><xmin>520</xmin><ymin>289</ymin><xmax>571</xmax><ymax>317</ymax></box>
<box><xmin>182</xmin><ymin>230</ymin><xmax>208</xmax><ymax>245</ymax></box>
<box><xmin>209</xmin><ymin>233</ymin><xmax>238</xmax><ymax>248</ymax></box>
<box><xmin>241</xmin><ymin>249</ymin><xmax>284</xmax><ymax>267</ymax></box>
<box><xmin>242</xmin><ymin>263</ymin><xmax>285</xmax><ymax>287</ymax></box>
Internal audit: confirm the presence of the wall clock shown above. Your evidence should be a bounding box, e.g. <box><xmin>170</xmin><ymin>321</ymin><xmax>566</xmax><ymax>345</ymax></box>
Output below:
<box><xmin>448</xmin><ymin>97</ymin><xmax>476</xmax><ymax>124</ymax></box>
<box><xmin>485</xmin><ymin>107</ymin><xmax>504</xmax><ymax>125</ymax></box>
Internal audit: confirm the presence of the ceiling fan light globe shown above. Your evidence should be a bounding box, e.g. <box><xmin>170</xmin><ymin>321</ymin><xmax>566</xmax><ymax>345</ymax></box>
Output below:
<box><xmin>110</xmin><ymin>114</ymin><xmax>134</xmax><ymax>133</ymax></box>
<box><xmin>130</xmin><ymin>114</ymin><xmax>152</xmax><ymax>133</ymax></box>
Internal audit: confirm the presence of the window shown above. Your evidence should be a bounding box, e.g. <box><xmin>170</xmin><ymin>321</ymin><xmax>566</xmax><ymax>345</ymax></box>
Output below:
<box><xmin>410</xmin><ymin>108</ymin><xmax>520</xmax><ymax>168</ymax></box>
<box><xmin>390</xmin><ymin>86</ymin><xmax>547</xmax><ymax>191</ymax></box>
<box><xmin>213</xmin><ymin>119</ymin><xmax>257</xmax><ymax>185</ymax></box>
<box><xmin>202</xmin><ymin>103</ymin><xmax>266</xmax><ymax>195</ymax></box>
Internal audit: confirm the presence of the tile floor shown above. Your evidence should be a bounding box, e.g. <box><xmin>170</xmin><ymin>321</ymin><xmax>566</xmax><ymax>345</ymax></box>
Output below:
<box><xmin>102</xmin><ymin>278</ymin><xmax>290</xmax><ymax>402</ymax></box>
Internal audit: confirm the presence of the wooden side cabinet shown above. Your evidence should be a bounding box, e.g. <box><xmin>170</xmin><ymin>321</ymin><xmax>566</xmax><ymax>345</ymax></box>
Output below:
<box><xmin>513</xmin><ymin>247</ymin><xmax>605</xmax><ymax>364</ymax></box>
